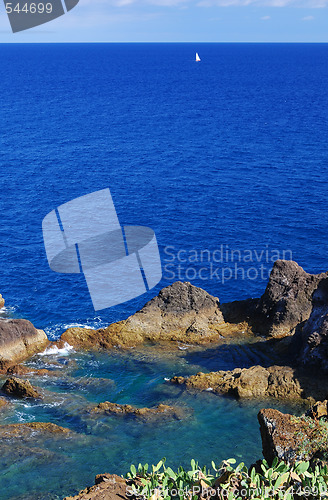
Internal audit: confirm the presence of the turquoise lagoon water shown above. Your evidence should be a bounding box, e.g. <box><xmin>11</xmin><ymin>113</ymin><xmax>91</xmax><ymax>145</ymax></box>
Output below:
<box><xmin>0</xmin><ymin>340</ymin><xmax>307</xmax><ymax>500</ymax></box>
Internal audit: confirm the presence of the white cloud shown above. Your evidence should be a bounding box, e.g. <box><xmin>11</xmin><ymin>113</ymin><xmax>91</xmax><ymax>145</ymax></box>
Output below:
<box><xmin>261</xmin><ymin>14</ymin><xmax>271</xmax><ymax>18</ymax></box>
<box><xmin>302</xmin><ymin>14</ymin><xmax>315</xmax><ymax>18</ymax></box>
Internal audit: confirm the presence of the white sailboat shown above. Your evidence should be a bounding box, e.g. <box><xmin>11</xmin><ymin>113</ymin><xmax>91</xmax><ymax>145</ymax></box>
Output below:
<box><xmin>195</xmin><ymin>52</ymin><xmax>201</xmax><ymax>62</ymax></box>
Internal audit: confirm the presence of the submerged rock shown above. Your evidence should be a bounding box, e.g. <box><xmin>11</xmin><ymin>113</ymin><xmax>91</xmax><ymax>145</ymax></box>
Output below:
<box><xmin>0</xmin><ymin>318</ymin><xmax>49</xmax><ymax>372</ymax></box>
<box><xmin>258</xmin><ymin>407</ymin><xmax>328</xmax><ymax>465</ymax></box>
<box><xmin>60</xmin><ymin>282</ymin><xmax>248</xmax><ymax>350</ymax></box>
<box><xmin>254</xmin><ymin>260</ymin><xmax>328</xmax><ymax>338</ymax></box>
<box><xmin>6</xmin><ymin>364</ymin><xmax>52</xmax><ymax>376</ymax></box>
<box><xmin>171</xmin><ymin>364</ymin><xmax>328</xmax><ymax>401</ymax></box>
<box><xmin>92</xmin><ymin>401</ymin><xmax>187</xmax><ymax>421</ymax></box>
<box><xmin>63</xmin><ymin>473</ymin><xmax>128</xmax><ymax>500</ymax></box>
<box><xmin>2</xmin><ymin>377</ymin><xmax>42</xmax><ymax>399</ymax></box>
<box><xmin>0</xmin><ymin>421</ymin><xmax>71</xmax><ymax>440</ymax></box>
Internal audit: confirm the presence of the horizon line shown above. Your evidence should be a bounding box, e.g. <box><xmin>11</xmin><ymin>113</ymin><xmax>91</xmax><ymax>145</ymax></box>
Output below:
<box><xmin>1</xmin><ymin>40</ymin><xmax>328</xmax><ymax>44</ymax></box>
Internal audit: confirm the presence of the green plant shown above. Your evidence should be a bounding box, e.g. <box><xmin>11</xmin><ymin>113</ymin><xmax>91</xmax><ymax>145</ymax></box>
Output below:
<box><xmin>125</xmin><ymin>457</ymin><xmax>328</xmax><ymax>499</ymax></box>
<box><xmin>291</xmin><ymin>416</ymin><xmax>328</xmax><ymax>460</ymax></box>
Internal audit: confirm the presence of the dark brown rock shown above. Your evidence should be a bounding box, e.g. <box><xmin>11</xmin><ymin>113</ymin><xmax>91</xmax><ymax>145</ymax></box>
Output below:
<box><xmin>306</xmin><ymin>400</ymin><xmax>328</xmax><ymax>420</ymax></box>
<box><xmin>6</xmin><ymin>364</ymin><xmax>52</xmax><ymax>376</ymax></box>
<box><xmin>258</xmin><ymin>408</ymin><xmax>328</xmax><ymax>465</ymax></box>
<box><xmin>60</xmin><ymin>282</ymin><xmax>249</xmax><ymax>350</ymax></box>
<box><xmin>2</xmin><ymin>377</ymin><xmax>41</xmax><ymax>399</ymax></box>
<box><xmin>220</xmin><ymin>298</ymin><xmax>258</xmax><ymax>325</ymax></box>
<box><xmin>0</xmin><ymin>318</ymin><xmax>49</xmax><ymax>371</ymax></box>
<box><xmin>0</xmin><ymin>421</ymin><xmax>71</xmax><ymax>439</ymax></box>
<box><xmin>171</xmin><ymin>366</ymin><xmax>273</xmax><ymax>398</ymax></box>
<box><xmin>92</xmin><ymin>401</ymin><xmax>187</xmax><ymax>421</ymax></box>
<box><xmin>254</xmin><ymin>260</ymin><xmax>328</xmax><ymax>337</ymax></box>
<box><xmin>0</xmin><ymin>397</ymin><xmax>7</xmax><ymax>409</ymax></box>
<box><xmin>123</xmin><ymin>280</ymin><xmax>225</xmax><ymax>338</ymax></box>
<box><xmin>59</xmin><ymin>263</ymin><xmax>328</xmax><ymax>352</ymax></box>
<box><xmin>63</xmin><ymin>474</ymin><xmax>128</xmax><ymax>500</ymax></box>
<box><xmin>299</xmin><ymin>278</ymin><xmax>328</xmax><ymax>373</ymax></box>
<box><xmin>171</xmin><ymin>364</ymin><xmax>328</xmax><ymax>401</ymax></box>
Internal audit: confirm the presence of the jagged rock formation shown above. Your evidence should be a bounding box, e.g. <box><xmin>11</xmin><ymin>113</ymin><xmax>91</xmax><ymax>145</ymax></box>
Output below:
<box><xmin>59</xmin><ymin>260</ymin><xmax>328</xmax><ymax>352</ymax></box>
<box><xmin>2</xmin><ymin>377</ymin><xmax>42</xmax><ymax>399</ymax></box>
<box><xmin>253</xmin><ymin>260</ymin><xmax>328</xmax><ymax>338</ymax></box>
<box><xmin>298</xmin><ymin>278</ymin><xmax>328</xmax><ymax>372</ymax></box>
<box><xmin>0</xmin><ymin>422</ymin><xmax>71</xmax><ymax>439</ymax></box>
<box><xmin>0</xmin><ymin>318</ymin><xmax>49</xmax><ymax>372</ymax></box>
<box><xmin>306</xmin><ymin>399</ymin><xmax>328</xmax><ymax>419</ymax></box>
<box><xmin>0</xmin><ymin>294</ymin><xmax>4</xmax><ymax>309</ymax></box>
<box><xmin>5</xmin><ymin>364</ymin><xmax>51</xmax><ymax>376</ymax></box>
<box><xmin>92</xmin><ymin>401</ymin><xmax>188</xmax><ymax>421</ymax></box>
<box><xmin>171</xmin><ymin>365</ymin><xmax>328</xmax><ymax>401</ymax></box>
<box><xmin>258</xmin><ymin>407</ymin><xmax>328</xmax><ymax>465</ymax></box>
<box><xmin>60</xmin><ymin>281</ymin><xmax>247</xmax><ymax>350</ymax></box>
<box><xmin>63</xmin><ymin>474</ymin><xmax>128</xmax><ymax>500</ymax></box>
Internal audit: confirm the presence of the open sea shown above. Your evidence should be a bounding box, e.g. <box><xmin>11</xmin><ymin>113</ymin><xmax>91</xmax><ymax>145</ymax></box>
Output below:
<box><xmin>0</xmin><ymin>42</ymin><xmax>328</xmax><ymax>499</ymax></box>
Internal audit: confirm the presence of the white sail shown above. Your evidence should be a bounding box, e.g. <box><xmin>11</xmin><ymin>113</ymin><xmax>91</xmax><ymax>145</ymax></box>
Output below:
<box><xmin>195</xmin><ymin>52</ymin><xmax>201</xmax><ymax>62</ymax></box>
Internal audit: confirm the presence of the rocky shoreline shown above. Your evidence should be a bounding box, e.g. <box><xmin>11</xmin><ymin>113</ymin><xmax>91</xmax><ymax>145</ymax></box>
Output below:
<box><xmin>2</xmin><ymin>259</ymin><xmax>328</xmax><ymax>374</ymax></box>
<box><xmin>170</xmin><ymin>364</ymin><xmax>328</xmax><ymax>402</ymax></box>
<box><xmin>1</xmin><ymin>259</ymin><xmax>328</xmax><ymax>498</ymax></box>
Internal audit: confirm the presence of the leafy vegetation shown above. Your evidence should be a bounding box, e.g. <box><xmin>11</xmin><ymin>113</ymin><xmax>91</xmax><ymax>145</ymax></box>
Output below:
<box><xmin>291</xmin><ymin>416</ymin><xmax>328</xmax><ymax>461</ymax></box>
<box><xmin>126</xmin><ymin>457</ymin><xmax>328</xmax><ymax>499</ymax></box>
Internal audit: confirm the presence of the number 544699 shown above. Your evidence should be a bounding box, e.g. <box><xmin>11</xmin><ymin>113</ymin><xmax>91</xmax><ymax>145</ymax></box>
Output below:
<box><xmin>5</xmin><ymin>3</ymin><xmax>53</xmax><ymax>13</ymax></box>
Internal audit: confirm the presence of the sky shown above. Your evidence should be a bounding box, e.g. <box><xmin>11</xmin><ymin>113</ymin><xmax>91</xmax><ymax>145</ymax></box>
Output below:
<box><xmin>0</xmin><ymin>0</ymin><xmax>328</xmax><ymax>42</ymax></box>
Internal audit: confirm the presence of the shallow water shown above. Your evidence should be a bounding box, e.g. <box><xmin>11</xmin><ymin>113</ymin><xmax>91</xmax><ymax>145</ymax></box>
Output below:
<box><xmin>0</xmin><ymin>341</ymin><xmax>308</xmax><ymax>500</ymax></box>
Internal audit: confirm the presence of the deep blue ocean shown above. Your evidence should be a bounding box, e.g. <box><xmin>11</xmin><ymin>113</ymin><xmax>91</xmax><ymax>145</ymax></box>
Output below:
<box><xmin>0</xmin><ymin>43</ymin><xmax>328</xmax><ymax>499</ymax></box>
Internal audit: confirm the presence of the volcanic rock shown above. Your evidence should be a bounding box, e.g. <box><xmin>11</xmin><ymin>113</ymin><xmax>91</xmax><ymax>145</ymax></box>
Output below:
<box><xmin>258</xmin><ymin>408</ymin><xmax>328</xmax><ymax>465</ymax></box>
<box><xmin>171</xmin><ymin>364</ymin><xmax>328</xmax><ymax>401</ymax></box>
<box><xmin>5</xmin><ymin>364</ymin><xmax>51</xmax><ymax>376</ymax></box>
<box><xmin>254</xmin><ymin>260</ymin><xmax>328</xmax><ymax>338</ymax></box>
<box><xmin>306</xmin><ymin>399</ymin><xmax>328</xmax><ymax>420</ymax></box>
<box><xmin>0</xmin><ymin>397</ymin><xmax>7</xmax><ymax>409</ymax></box>
<box><xmin>298</xmin><ymin>278</ymin><xmax>328</xmax><ymax>373</ymax></box>
<box><xmin>92</xmin><ymin>401</ymin><xmax>187</xmax><ymax>421</ymax></box>
<box><xmin>63</xmin><ymin>474</ymin><xmax>128</xmax><ymax>500</ymax></box>
<box><xmin>60</xmin><ymin>282</ymin><xmax>246</xmax><ymax>350</ymax></box>
<box><xmin>2</xmin><ymin>377</ymin><xmax>41</xmax><ymax>399</ymax></box>
<box><xmin>0</xmin><ymin>318</ymin><xmax>49</xmax><ymax>372</ymax></box>
<box><xmin>0</xmin><ymin>421</ymin><xmax>71</xmax><ymax>440</ymax></box>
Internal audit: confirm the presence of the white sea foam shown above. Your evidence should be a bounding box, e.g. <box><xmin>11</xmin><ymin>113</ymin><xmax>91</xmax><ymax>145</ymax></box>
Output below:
<box><xmin>178</xmin><ymin>344</ymin><xmax>193</xmax><ymax>350</ymax></box>
<box><xmin>39</xmin><ymin>342</ymin><xmax>74</xmax><ymax>356</ymax></box>
<box><xmin>0</xmin><ymin>305</ymin><xmax>17</xmax><ymax>317</ymax></box>
<box><xmin>15</xmin><ymin>412</ymin><xmax>36</xmax><ymax>423</ymax></box>
<box><xmin>45</xmin><ymin>318</ymin><xmax>108</xmax><ymax>341</ymax></box>
<box><xmin>41</xmin><ymin>399</ymin><xmax>65</xmax><ymax>408</ymax></box>
<box><xmin>205</xmin><ymin>387</ymin><xmax>214</xmax><ymax>391</ymax></box>
<box><xmin>164</xmin><ymin>377</ymin><xmax>170</xmax><ymax>382</ymax></box>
